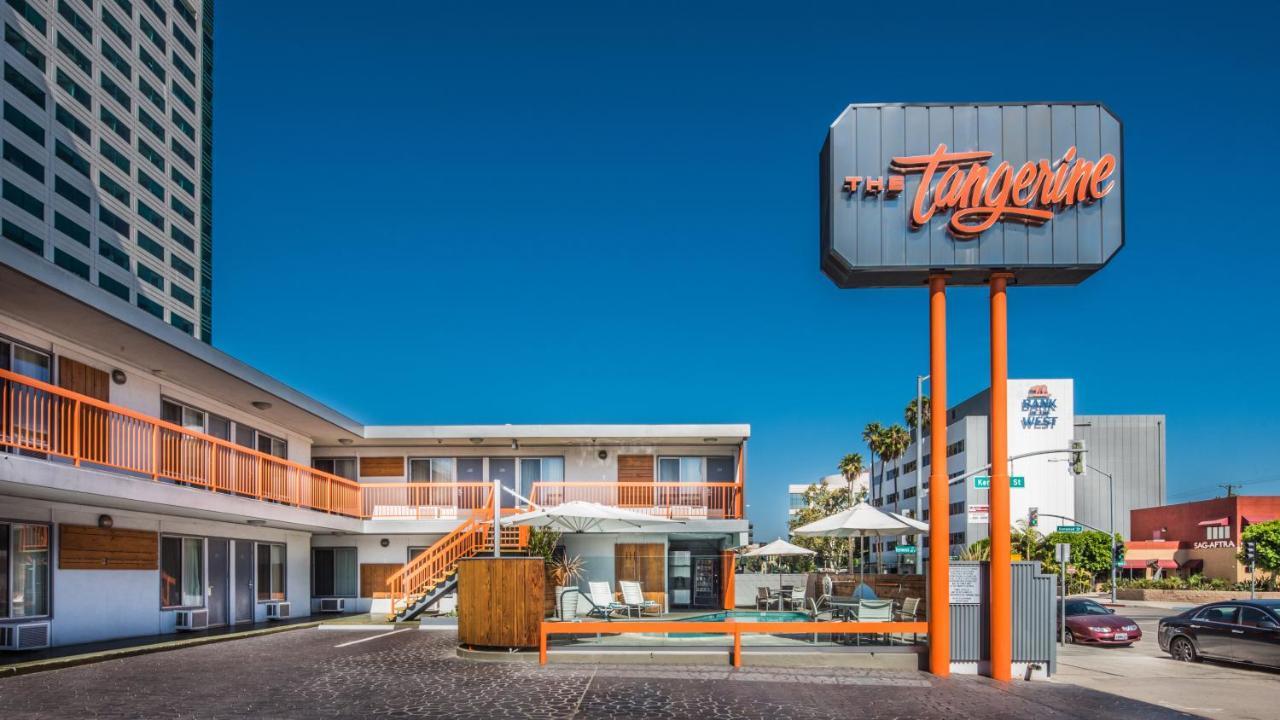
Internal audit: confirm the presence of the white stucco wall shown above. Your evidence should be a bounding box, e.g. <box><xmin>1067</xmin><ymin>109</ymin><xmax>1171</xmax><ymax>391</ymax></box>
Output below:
<box><xmin>1</xmin><ymin>495</ymin><xmax>312</xmax><ymax>647</ymax></box>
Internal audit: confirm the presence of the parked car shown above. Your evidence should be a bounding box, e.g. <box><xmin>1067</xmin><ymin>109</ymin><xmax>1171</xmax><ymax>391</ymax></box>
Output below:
<box><xmin>1159</xmin><ymin>600</ymin><xmax>1280</xmax><ymax>668</ymax></box>
<box><xmin>1060</xmin><ymin>598</ymin><xmax>1142</xmax><ymax>645</ymax></box>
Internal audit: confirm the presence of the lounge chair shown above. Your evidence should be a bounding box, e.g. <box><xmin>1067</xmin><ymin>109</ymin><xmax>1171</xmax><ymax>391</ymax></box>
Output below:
<box><xmin>620</xmin><ymin>580</ymin><xmax>661</xmax><ymax>616</ymax></box>
<box><xmin>586</xmin><ymin>581</ymin><xmax>632</xmax><ymax>619</ymax></box>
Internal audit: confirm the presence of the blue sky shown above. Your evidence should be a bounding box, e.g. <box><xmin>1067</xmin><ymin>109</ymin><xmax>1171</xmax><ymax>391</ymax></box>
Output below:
<box><xmin>210</xmin><ymin>2</ymin><xmax>1280</xmax><ymax>540</ymax></box>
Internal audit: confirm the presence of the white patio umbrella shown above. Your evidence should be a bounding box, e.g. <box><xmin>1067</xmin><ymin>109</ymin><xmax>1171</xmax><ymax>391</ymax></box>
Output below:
<box><xmin>502</xmin><ymin>501</ymin><xmax>681</xmax><ymax>533</ymax></box>
<box><xmin>743</xmin><ymin>538</ymin><xmax>816</xmax><ymax>601</ymax></box>
<box><xmin>792</xmin><ymin>502</ymin><xmax>920</xmax><ymax>582</ymax></box>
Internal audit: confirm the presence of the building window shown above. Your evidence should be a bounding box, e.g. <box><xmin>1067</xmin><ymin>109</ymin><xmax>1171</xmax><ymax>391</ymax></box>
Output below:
<box><xmin>313</xmin><ymin>457</ymin><xmax>357</xmax><ymax>480</ymax></box>
<box><xmin>311</xmin><ymin>547</ymin><xmax>356</xmax><ymax>598</ymax></box>
<box><xmin>4</xmin><ymin>140</ymin><xmax>44</xmax><ymax>182</ymax></box>
<box><xmin>8</xmin><ymin>0</ymin><xmax>47</xmax><ymax>33</ymax></box>
<box><xmin>789</xmin><ymin>493</ymin><xmax>806</xmax><ymax>510</ymax></box>
<box><xmin>947</xmin><ymin>439</ymin><xmax>965</xmax><ymax>457</ymax></box>
<box><xmin>137</xmin><ymin>293</ymin><xmax>164</xmax><ymax>318</ymax></box>
<box><xmin>5</xmin><ymin>101</ymin><xmax>45</xmax><ymax>144</ymax></box>
<box><xmin>5</xmin><ymin>24</ymin><xmax>46</xmax><ymax>72</ymax></box>
<box><xmin>1205</xmin><ymin>525</ymin><xmax>1230</xmax><ymax>541</ymax></box>
<box><xmin>159</xmin><ymin>535</ymin><xmax>203</xmax><ymax>608</ymax></box>
<box><xmin>98</xmin><ymin>239</ymin><xmax>130</xmax><ymax>269</ymax></box>
<box><xmin>5</xmin><ymin>62</ymin><xmax>45</xmax><ymax>106</ymax></box>
<box><xmin>256</xmin><ymin>543</ymin><xmax>286</xmax><ymax>602</ymax></box>
<box><xmin>139</xmin><ymin>76</ymin><xmax>165</xmax><ymax>112</ymax></box>
<box><xmin>100</xmin><ymin>40</ymin><xmax>132</xmax><ymax>79</ymax></box>
<box><xmin>0</xmin><ymin>522</ymin><xmax>51</xmax><ymax>618</ymax></box>
<box><xmin>2</xmin><ymin>179</ymin><xmax>43</xmax><ymax>220</ymax></box>
<box><xmin>519</xmin><ymin>457</ymin><xmax>565</xmax><ymax>486</ymax></box>
<box><xmin>137</xmin><ymin>261</ymin><xmax>163</xmax><ymax>289</ymax></box>
<box><xmin>408</xmin><ymin>457</ymin><xmax>456</xmax><ymax>483</ymax></box>
<box><xmin>58</xmin><ymin>1</ymin><xmax>92</xmax><ymax>42</ymax></box>
<box><xmin>54</xmin><ymin>248</ymin><xmax>90</xmax><ymax>280</ymax></box>
<box><xmin>98</xmin><ymin>272</ymin><xmax>130</xmax><ymax>301</ymax></box>
<box><xmin>255</xmin><ymin>430</ymin><xmax>286</xmax><ymax>459</ymax></box>
<box><xmin>948</xmin><ymin>532</ymin><xmax>966</xmax><ymax>546</ymax></box>
<box><xmin>949</xmin><ymin>501</ymin><xmax>965</xmax><ymax>516</ymax></box>
<box><xmin>55</xmin><ymin>140</ymin><xmax>90</xmax><ymax>178</ymax></box>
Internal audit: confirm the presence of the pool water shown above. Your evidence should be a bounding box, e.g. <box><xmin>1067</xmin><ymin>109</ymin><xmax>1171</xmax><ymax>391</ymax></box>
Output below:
<box><xmin>681</xmin><ymin>610</ymin><xmax>810</xmax><ymax>623</ymax></box>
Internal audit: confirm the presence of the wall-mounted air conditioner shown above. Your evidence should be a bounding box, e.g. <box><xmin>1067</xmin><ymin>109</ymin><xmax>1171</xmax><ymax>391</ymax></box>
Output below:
<box><xmin>175</xmin><ymin>609</ymin><xmax>209</xmax><ymax>631</ymax></box>
<box><xmin>265</xmin><ymin>601</ymin><xmax>291</xmax><ymax>620</ymax></box>
<box><xmin>318</xmin><ymin>598</ymin><xmax>346</xmax><ymax>613</ymax></box>
<box><xmin>0</xmin><ymin>622</ymin><xmax>51</xmax><ymax>651</ymax></box>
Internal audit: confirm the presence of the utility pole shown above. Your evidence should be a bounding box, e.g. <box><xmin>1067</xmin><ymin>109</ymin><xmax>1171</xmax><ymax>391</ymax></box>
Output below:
<box><xmin>1219</xmin><ymin>483</ymin><xmax>1242</xmax><ymax>498</ymax></box>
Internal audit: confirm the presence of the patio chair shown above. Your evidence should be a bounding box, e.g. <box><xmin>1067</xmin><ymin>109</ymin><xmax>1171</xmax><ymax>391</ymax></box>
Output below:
<box><xmin>788</xmin><ymin>586</ymin><xmax>805</xmax><ymax>611</ymax></box>
<box><xmin>894</xmin><ymin>597</ymin><xmax>921</xmax><ymax>644</ymax></box>
<box><xmin>755</xmin><ymin>586</ymin><xmax>772</xmax><ymax>611</ymax></box>
<box><xmin>853</xmin><ymin>599</ymin><xmax>894</xmax><ymax>646</ymax></box>
<box><xmin>620</xmin><ymin>581</ymin><xmax>660</xmax><ymax>616</ymax></box>
<box><xmin>587</xmin><ymin>581</ymin><xmax>632</xmax><ymax>619</ymax></box>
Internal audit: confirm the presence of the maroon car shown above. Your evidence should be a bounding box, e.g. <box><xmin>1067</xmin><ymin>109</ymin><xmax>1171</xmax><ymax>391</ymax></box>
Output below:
<box><xmin>1061</xmin><ymin>598</ymin><xmax>1142</xmax><ymax>646</ymax></box>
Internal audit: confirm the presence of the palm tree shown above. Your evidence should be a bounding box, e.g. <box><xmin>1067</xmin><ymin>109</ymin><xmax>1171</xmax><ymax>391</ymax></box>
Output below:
<box><xmin>837</xmin><ymin>453</ymin><xmax>865</xmax><ymax>500</ymax></box>
<box><xmin>882</xmin><ymin>424</ymin><xmax>911</xmax><ymax>505</ymax></box>
<box><xmin>861</xmin><ymin>422</ymin><xmax>885</xmax><ymax>502</ymax></box>
<box><xmin>904</xmin><ymin>397</ymin><xmax>931</xmax><ymax>438</ymax></box>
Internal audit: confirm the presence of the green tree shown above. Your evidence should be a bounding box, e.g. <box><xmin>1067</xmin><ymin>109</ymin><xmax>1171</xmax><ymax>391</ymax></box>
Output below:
<box><xmin>861</xmin><ymin>422</ymin><xmax>885</xmax><ymax>500</ymax></box>
<box><xmin>1240</xmin><ymin>520</ymin><xmax>1280</xmax><ymax>576</ymax></box>
<box><xmin>904</xmin><ymin>396</ymin><xmax>931</xmax><ymax>435</ymax></box>
<box><xmin>882</xmin><ymin>424</ymin><xmax>911</xmax><ymax>503</ymax></box>
<box><xmin>837</xmin><ymin>453</ymin><xmax>866</xmax><ymax>499</ymax></box>
<box><xmin>788</xmin><ymin>480</ymin><xmax>854</xmax><ymax>569</ymax></box>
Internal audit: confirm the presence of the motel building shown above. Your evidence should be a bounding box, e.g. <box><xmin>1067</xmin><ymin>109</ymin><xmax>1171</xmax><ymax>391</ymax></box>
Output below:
<box><xmin>1125</xmin><ymin>496</ymin><xmax>1280</xmax><ymax>582</ymax></box>
<box><xmin>0</xmin><ymin>261</ymin><xmax>749</xmax><ymax>651</ymax></box>
<box><xmin>869</xmin><ymin>379</ymin><xmax>1166</xmax><ymax>570</ymax></box>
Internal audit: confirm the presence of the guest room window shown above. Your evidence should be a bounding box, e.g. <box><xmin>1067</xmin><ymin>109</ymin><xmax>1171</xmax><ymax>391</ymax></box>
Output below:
<box><xmin>313</xmin><ymin>457</ymin><xmax>357</xmax><ymax>480</ymax></box>
<box><xmin>256</xmin><ymin>543</ymin><xmax>286</xmax><ymax>602</ymax></box>
<box><xmin>519</xmin><ymin>457</ymin><xmax>564</xmax><ymax>485</ymax></box>
<box><xmin>311</xmin><ymin>547</ymin><xmax>356</xmax><ymax>597</ymax></box>
<box><xmin>0</xmin><ymin>522</ymin><xmax>51</xmax><ymax>618</ymax></box>
<box><xmin>160</xmin><ymin>535</ymin><xmax>204</xmax><ymax>608</ymax></box>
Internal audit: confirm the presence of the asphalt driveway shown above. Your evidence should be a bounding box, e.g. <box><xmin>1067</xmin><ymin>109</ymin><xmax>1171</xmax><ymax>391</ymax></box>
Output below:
<box><xmin>0</xmin><ymin>627</ymin><xmax>1204</xmax><ymax>719</ymax></box>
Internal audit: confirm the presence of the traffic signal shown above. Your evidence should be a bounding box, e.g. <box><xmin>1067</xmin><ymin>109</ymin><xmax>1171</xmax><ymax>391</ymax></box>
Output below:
<box><xmin>1113</xmin><ymin>543</ymin><xmax>1126</xmax><ymax>565</ymax></box>
<box><xmin>1069</xmin><ymin>439</ymin><xmax>1086</xmax><ymax>476</ymax></box>
<box><xmin>1028</xmin><ymin>507</ymin><xmax>1039</xmax><ymax>527</ymax></box>
<box><xmin>1245</xmin><ymin>540</ymin><xmax>1257</xmax><ymax>564</ymax></box>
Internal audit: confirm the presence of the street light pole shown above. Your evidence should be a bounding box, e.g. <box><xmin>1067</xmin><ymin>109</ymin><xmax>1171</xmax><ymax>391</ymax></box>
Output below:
<box><xmin>1084</xmin><ymin>464</ymin><xmax>1116</xmax><ymax>604</ymax></box>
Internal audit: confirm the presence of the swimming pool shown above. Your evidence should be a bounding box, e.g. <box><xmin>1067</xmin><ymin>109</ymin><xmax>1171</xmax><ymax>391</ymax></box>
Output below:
<box><xmin>680</xmin><ymin>610</ymin><xmax>810</xmax><ymax>623</ymax></box>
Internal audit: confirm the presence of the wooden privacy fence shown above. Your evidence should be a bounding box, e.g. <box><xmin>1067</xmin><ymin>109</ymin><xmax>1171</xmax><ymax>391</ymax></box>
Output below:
<box><xmin>538</xmin><ymin>620</ymin><xmax>929</xmax><ymax>666</ymax></box>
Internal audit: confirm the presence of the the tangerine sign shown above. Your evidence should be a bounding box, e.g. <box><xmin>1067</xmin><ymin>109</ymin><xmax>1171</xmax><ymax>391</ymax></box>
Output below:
<box><xmin>889</xmin><ymin>144</ymin><xmax>1116</xmax><ymax>239</ymax></box>
<box><xmin>821</xmin><ymin>103</ymin><xmax>1124</xmax><ymax>288</ymax></box>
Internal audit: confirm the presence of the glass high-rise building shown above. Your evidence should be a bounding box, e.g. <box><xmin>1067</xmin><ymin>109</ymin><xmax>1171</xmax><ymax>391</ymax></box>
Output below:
<box><xmin>1</xmin><ymin>0</ymin><xmax>213</xmax><ymax>342</ymax></box>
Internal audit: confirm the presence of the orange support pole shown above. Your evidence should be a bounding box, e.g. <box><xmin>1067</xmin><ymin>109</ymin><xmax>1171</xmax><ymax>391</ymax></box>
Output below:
<box><xmin>989</xmin><ymin>272</ymin><xmax>1014</xmax><ymax>681</ymax></box>
<box><xmin>732</xmin><ymin>627</ymin><xmax>742</xmax><ymax>668</ymax></box>
<box><xmin>927</xmin><ymin>274</ymin><xmax>950</xmax><ymax>677</ymax></box>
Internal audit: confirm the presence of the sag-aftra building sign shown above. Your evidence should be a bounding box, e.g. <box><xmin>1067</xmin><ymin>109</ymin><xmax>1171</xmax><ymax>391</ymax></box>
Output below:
<box><xmin>820</xmin><ymin>103</ymin><xmax>1124</xmax><ymax>287</ymax></box>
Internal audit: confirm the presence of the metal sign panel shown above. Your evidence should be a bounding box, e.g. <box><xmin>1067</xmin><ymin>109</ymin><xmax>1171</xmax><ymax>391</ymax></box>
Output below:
<box><xmin>950</xmin><ymin>563</ymin><xmax>982</xmax><ymax>604</ymax></box>
<box><xmin>1055</xmin><ymin>542</ymin><xmax>1072</xmax><ymax>563</ymax></box>
<box><xmin>821</xmin><ymin>103</ymin><xmax>1123</xmax><ymax>287</ymax></box>
<box><xmin>968</xmin><ymin>504</ymin><xmax>990</xmax><ymax>524</ymax></box>
<box><xmin>1056</xmin><ymin>524</ymin><xmax>1083</xmax><ymax>534</ymax></box>
<box><xmin>974</xmin><ymin>475</ymin><xmax>1024</xmax><ymax>488</ymax></box>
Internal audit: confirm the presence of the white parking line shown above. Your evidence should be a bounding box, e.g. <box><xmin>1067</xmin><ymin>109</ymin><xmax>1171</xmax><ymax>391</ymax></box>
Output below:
<box><xmin>333</xmin><ymin>628</ymin><xmax>412</xmax><ymax>648</ymax></box>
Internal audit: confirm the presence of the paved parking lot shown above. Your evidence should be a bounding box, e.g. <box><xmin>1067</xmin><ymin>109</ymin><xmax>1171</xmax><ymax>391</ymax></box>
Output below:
<box><xmin>0</xmin><ymin>627</ymin><xmax>1205</xmax><ymax>719</ymax></box>
<box><xmin>1050</xmin><ymin>604</ymin><xmax>1280</xmax><ymax>720</ymax></box>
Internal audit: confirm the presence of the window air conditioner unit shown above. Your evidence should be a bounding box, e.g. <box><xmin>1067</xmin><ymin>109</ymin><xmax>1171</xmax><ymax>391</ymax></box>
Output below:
<box><xmin>265</xmin><ymin>601</ymin><xmax>291</xmax><ymax>619</ymax></box>
<box><xmin>318</xmin><ymin>598</ymin><xmax>346</xmax><ymax>613</ymax></box>
<box><xmin>175</xmin><ymin>609</ymin><xmax>209</xmax><ymax>631</ymax></box>
<box><xmin>0</xmin><ymin>622</ymin><xmax>51</xmax><ymax>651</ymax></box>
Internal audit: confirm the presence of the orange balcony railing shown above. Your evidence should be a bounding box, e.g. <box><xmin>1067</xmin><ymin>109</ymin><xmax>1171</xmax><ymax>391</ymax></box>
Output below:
<box><xmin>0</xmin><ymin>368</ymin><xmax>363</xmax><ymax>517</ymax></box>
<box><xmin>1</xmin><ymin>368</ymin><xmax>749</xmax><ymax>523</ymax></box>
<box><xmin>527</xmin><ymin>481</ymin><xmax>743</xmax><ymax>519</ymax></box>
<box><xmin>360</xmin><ymin>482</ymin><xmax>492</xmax><ymax>519</ymax></box>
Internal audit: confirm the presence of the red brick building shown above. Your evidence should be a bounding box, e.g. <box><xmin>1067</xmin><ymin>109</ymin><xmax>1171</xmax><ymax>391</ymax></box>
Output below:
<box><xmin>1128</xmin><ymin>497</ymin><xmax>1280</xmax><ymax>581</ymax></box>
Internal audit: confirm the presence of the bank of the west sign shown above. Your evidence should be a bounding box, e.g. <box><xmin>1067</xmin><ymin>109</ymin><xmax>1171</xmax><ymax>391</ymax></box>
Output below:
<box><xmin>821</xmin><ymin>103</ymin><xmax>1123</xmax><ymax>287</ymax></box>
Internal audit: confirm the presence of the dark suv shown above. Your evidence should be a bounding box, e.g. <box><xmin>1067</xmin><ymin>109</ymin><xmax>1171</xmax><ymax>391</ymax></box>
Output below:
<box><xmin>1159</xmin><ymin>600</ymin><xmax>1280</xmax><ymax>668</ymax></box>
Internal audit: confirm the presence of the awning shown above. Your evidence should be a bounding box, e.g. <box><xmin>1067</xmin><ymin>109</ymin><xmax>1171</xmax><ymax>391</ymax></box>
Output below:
<box><xmin>1156</xmin><ymin>560</ymin><xmax>1179</xmax><ymax>570</ymax></box>
<box><xmin>1122</xmin><ymin>559</ymin><xmax>1149</xmax><ymax>570</ymax></box>
<box><xmin>1197</xmin><ymin>517</ymin><xmax>1229</xmax><ymax>527</ymax></box>
<box><xmin>1243</xmin><ymin>516</ymin><xmax>1277</xmax><ymax>526</ymax></box>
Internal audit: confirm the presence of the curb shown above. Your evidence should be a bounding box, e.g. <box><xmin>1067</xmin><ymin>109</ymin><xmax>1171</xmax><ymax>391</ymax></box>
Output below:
<box><xmin>0</xmin><ymin>621</ymin><xmax>322</xmax><ymax>678</ymax></box>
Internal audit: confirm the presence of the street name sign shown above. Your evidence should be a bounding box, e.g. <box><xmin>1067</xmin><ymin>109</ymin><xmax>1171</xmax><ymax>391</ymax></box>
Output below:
<box><xmin>894</xmin><ymin>544</ymin><xmax>918</xmax><ymax>555</ymax></box>
<box><xmin>973</xmin><ymin>476</ymin><xmax>1025</xmax><ymax>489</ymax></box>
<box><xmin>1056</xmin><ymin>525</ymin><xmax>1083</xmax><ymax>534</ymax></box>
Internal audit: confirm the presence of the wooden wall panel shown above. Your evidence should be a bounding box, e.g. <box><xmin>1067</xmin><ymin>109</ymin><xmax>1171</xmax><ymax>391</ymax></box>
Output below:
<box><xmin>360</xmin><ymin>457</ymin><xmax>405</xmax><ymax>478</ymax></box>
<box><xmin>615</xmin><ymin>543</ymin><xmax>665</xmax><ymax>595</ymax></box>
<box><xmin>59</xmin><ymin>524</ymin><xmax>158</xmax><ymax>570</ymax></box>
<box><xmin>617</xmin><ymin>455</ymin><xmax>654</xmax><ymax>506</ymax></box>
<box><xmin>360</xmin><ymin>563</ymin><xmax>402</xmax><ymax>598</ymax></box>
<box><xmin>457</xmin><ymin>558</ymin><xmax>544</xmax><ymax>649</ymax></box>
<box><xmin>57</xmin><ymin>357</ymin><xmax>110</xmax><ymax>401</ymax></box>
<box><xmin>617</xmin><ymin>455</ymin><xmax>654</xmax><ymax>482</ymax></box>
